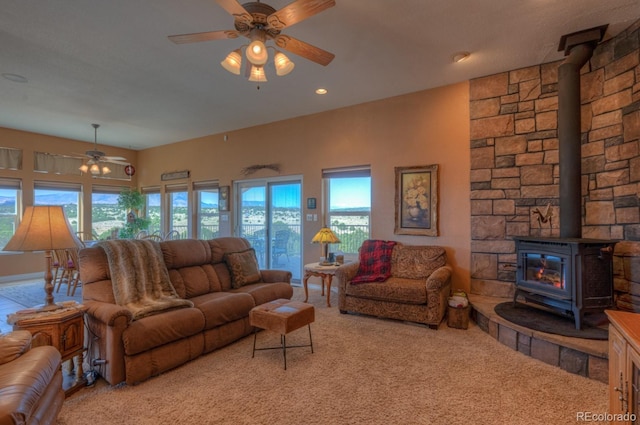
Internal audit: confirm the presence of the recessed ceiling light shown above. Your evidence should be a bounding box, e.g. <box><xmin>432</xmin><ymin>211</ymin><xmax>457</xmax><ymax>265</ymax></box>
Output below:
<box><xmin>315</xmin><ymin>88</ymin><xmax>328</xmax><ymax>95</ymax></box>
<box><xmin>2</xmin><ymin>73</ymin><xmax>28</xmax><ymax>83</ymax></box>
<box><xmin>452</xmin><ymin>52</ymin><xmax>471</xmax><ymax>63</ymax></box>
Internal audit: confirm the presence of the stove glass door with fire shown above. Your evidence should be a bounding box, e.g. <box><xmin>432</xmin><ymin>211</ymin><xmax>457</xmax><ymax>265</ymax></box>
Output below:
<box><xmin>518</xmin><ymin>251</ymin><xmax>570</xmax><ymax>300</ymax></box>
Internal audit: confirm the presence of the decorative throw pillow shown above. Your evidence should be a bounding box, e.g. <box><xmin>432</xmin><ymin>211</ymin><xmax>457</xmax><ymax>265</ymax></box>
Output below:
<box><xmin>350</xmin><ymin>239</ymin><xmax>397</xmax><ymax>284</ymax></box>
<box><xmin>224</xmin><ymin>248</ymin><xmax>262</xmax><ymax>289</ymax></box>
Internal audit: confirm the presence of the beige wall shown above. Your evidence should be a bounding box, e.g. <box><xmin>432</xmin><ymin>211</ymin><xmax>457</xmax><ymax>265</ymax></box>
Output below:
<box><xmin>0</xmin><ymin>127</ymin><xmax>137</xmax><ymax>278</ymax></box>
<box><xmin>138</xmin><ymin>82</ymin><xmax>472</xmax><ymax>291</ymax></box>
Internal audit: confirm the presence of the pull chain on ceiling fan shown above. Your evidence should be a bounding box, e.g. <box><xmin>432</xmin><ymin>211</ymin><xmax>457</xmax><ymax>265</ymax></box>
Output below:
<box><xmin>168</xmin><ymin>0</ymin><xmax>335</xmax><ymax>83</ymax></box>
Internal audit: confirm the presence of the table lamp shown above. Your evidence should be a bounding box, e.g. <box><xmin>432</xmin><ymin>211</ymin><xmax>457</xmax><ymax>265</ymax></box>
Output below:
<box><xmin>311</xmin><ymin>226</ymin><xmax>341</xmax><ymax>265</ymax></box>
<box><xmin>3</xmin><ymin>205</ymin><xmax>83</xmax><ymax>311</ymax></box>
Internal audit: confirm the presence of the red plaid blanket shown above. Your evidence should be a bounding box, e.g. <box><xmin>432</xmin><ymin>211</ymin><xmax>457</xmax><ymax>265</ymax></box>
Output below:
<box><xmin>350</xmin><ymin>239</ymin><xmax>397</xmax><ymax>284</ymax></box>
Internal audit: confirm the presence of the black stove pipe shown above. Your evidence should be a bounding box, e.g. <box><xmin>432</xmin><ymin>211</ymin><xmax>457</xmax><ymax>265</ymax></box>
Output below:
<box><xmin>558</xmin><ymin>43</ymin><xmax>594</xmax><ymax>239</ymax></box>
<box><xmin>557</xmin><ymin>25</ymin><xmax>607</xmax><ymax>239</ymax></box>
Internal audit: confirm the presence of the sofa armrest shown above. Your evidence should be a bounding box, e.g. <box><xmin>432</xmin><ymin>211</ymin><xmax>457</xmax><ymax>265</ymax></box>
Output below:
<box><xmin>83</xmin><ymin>300</ymin><xmax>132</xmax><ymax>385</ymax></box>
<box><xmin>426</xmin><ymin>266</ymin><xmax>452</xmax><ymax>292</ymax></box>
<box><xmin>0</xmin><ymin>330</ymin><xmax>33</xmax><ymax>365</ymax></box>
<box><xmin>336</xmin><ymin>262</ymin><xmax>359</xmax><ymax>290</ymax></box>
<box><xmin>425</xmin><ymin>265</ymin><xmax>452</xmax><ymax>326</ymax></box>
<box><xmin>84</xmin><ymin>300</ymin><xmax>133</xmax><ymax>326</ymax></box>
<box><xmin>260</xmin><ymin>269</ymin><xmax>292</xmax><ymax>284</ymax></box>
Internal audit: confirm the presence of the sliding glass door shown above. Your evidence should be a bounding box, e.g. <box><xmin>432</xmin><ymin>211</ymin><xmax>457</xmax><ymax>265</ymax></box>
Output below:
<box><xmin>235</xmin><ymin>177</ymin><xmax>302</xmax><ymax>282</ymax></box>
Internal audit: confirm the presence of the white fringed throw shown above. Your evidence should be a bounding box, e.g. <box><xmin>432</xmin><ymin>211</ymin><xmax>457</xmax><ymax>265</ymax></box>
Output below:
<box><xmin>100</xmin><ymin>239</ymin><xmax>193</xmax><ymax>320</ymax></box>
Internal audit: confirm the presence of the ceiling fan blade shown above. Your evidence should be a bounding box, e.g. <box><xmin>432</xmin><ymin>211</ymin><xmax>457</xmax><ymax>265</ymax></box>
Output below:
<box><xmin>168</xmin><ymin>30</ymin><xmax>240</xmax><ymax>44</ymax></box>
<box><xmin>102</xmin><ymin>156</ymin><xmax>128</xmax><ymax>162</ymax></box>
<box><xmin>266</xmin><ymin>0</ymin><xmax>335</xmax><ymax>30</ymax></box>
<box><xmin>274</xmin><ymin>35</ymin><xmax>334</xmax><ymax>66</ymax></box>
<box><xmin>215</xmin><ymin>0</ymin><xmax>253</xmax><ymax>26</ymax></box>
<box><xmin>103</xmin><ymin>159</ymin><xmax>130</xmax><ymax>166</ymax></box>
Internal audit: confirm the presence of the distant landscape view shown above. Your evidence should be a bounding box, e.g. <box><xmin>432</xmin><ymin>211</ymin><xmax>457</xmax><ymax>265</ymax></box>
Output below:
<box><xmin>0</xmin><ymin>178</ymin><xmax>370</xmax><ymax>258</ymax></box>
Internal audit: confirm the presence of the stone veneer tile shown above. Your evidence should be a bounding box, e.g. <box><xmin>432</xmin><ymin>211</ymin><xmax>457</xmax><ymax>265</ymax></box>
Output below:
<box><xmin>531</xmin><ymin>338</ymin><xmax>560</xmax><ymax>367</ymax></box>
<box><xmin>517</xmin><ymin>333</ymin><xmax>531</xmax><ymax>356</ymax></box>
<box><xmin>470</xmin><ymin>73</ymin><xmax>509</xmax><ymax>100</ymax></box>
<box><xmin>471</xmin><ymin>115</ymin><xmax>515</xmax><ymax>139</ymax></box>
<box><xmin>559</xmin><ymin>347</ymin><xmax>588</xmax><ymax>377</ymax></box>
<box><xmin>588</xmin><ymin>356</ymin><xmax>609</xmax><ymax>384</ymax></box>
<box><xmin>498</xmin><ymin>325</ymin><xmax>518</xmax><ymax>350</ymax></box>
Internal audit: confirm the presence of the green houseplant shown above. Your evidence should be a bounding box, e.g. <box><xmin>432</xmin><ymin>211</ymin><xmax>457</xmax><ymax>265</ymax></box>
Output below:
<box><xmin>117</xmin><ymin>188</ymin><xmax>150</xmax><ymax>239</ymax></box>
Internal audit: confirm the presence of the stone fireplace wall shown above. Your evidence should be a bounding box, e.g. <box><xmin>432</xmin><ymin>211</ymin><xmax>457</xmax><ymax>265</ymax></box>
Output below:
<box><xmin>470</xmin><ymin>20</ymin><xmax>640</xmax><ymax>311</ymax></box>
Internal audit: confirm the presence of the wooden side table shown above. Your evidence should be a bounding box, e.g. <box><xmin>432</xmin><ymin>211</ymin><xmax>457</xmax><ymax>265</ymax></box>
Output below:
<box><xmin>303</xmin><ymin>262</ymin><xmax>340</xmax><ymax>307</ymax></box>
<box><xmin>12</xmin><ymin>306</ymin><xmax>87</xmax><ymax>396</ymax></box>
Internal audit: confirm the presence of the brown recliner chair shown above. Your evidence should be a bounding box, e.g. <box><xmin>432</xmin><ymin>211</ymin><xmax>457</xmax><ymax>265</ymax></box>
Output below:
<box><xmin>0</xmin><ymin>330</ymin><xmax>64</xmax><ymax>425</ymax></box>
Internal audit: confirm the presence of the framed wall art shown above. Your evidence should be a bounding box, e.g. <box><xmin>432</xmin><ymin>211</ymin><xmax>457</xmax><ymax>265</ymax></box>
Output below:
<box><xmin>219</xmin><ymin>186</ymin><xmax>230</xmax><ymax>212</ymax></box>
<box><xmin>394</xmin><ymin>164</ymin><xmax>439</xmax><ymax>236</ymax></box>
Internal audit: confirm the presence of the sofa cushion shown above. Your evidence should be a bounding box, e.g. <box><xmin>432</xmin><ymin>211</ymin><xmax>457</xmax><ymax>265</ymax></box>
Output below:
<box><xmin>231</xmin><ymin>282</ymin><xmax>294</xmax><ymax>306</ymax></box>
<box><xmin>391</xmin><ymin>245</ymin><xmax>447</xmax><ymax>280</ymax></box>
<box><xmin>122</xmin><ymin>307</ymin><xmax>205</xmax><ymax>356</ymax></box>
<box><xmin>224</xmin><ymin>248</ymin><xmax>262</xmax><ymax>288</ymax></box>
<box><xmin>345</xmin><ymin>277</ymin><xmax>427</xmax><ymax>305</ymax></box>
<box><xmin>190</xmin><ymin>292</ymin><xmax>256</xmax><ymax>329</ymax></box>
<box><xmin>351</xmin><ymin>240</ymin><xmax>397</xmax><ymax>284</ymax></box>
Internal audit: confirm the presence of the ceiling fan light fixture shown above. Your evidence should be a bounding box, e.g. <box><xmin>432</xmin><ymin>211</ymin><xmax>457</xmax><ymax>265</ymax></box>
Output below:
<box><xmin>79</xmin><ymin>164</ymin><xmax>89</xmax><ymax>173</ymax></box>
<box><xmin>246</xmin><ymin>40</ymin><xmax>268</xmax><ymax>66</ymax></box>
<box><xmin>221</xmin><ymin>49</ymin><xmax>242</xmax><ymax>75</ymax></box>
<box><xmin>248</xmin><ymin>66</ymin><xmax>267</xmax><ymax>82</ymax></box>
<box><xmin>101</xmin><ymin>165</ymin><xmax>111</xmax><ymax>175</ymax></box>
<box><xmin>274</xmin><ymin>51</ymin><xmax>295</xmax><ymax>76</ymax></box>
<box><xmin>89</xmin><ymin>163</ymin><xmax>101</xmax><ymax>175</ymax></box>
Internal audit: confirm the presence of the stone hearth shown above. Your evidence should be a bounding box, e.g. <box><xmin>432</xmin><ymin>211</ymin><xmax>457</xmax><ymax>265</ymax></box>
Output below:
<box><xmin>470</xmin><ymin>294</ymin><xmax>609</xmax><ymax>383</ymax></box>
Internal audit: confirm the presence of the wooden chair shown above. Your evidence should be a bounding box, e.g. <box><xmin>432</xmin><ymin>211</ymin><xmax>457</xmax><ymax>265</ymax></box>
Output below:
<box><xmin>66</xmin><ymin>248</ymin><xmax>82</xmax><ymax>297</ymax></box>
<box><xmin>164</xmin><ymin>230</ymin><xmax>181</xmax><ymax>240</ymax></box>
<box><xmin>271</xmin><ymin>229</ymin><xmax>290</xmax><ymax>266</ymax></box>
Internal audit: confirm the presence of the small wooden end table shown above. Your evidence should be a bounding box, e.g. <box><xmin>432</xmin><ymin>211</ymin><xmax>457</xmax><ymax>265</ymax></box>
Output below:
<box><xmin>12</xmin><ymin>305</ymin><xmax>87</xmax><ymax>396</ymax></box>
<box><xmin>303</xmin><ymin>262</ymin><xmax>340</xmax><ymax>307</ymax></box>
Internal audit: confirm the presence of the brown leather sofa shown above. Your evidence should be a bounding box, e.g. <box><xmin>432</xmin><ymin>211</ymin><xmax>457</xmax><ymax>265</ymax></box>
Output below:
<box><xmin>0</xmin><ymin>330</ymin><xmax>64</xmax><ymax>425</ymax></box>
<box><xmin>78</xmin><ymin>237</ymin><xmax>292</xmax><ymax>386</ymax></box>
<box><xmin>336</xmin><ymin>243</ymin><xmax>452</xmax><ymax>329</ymax></box>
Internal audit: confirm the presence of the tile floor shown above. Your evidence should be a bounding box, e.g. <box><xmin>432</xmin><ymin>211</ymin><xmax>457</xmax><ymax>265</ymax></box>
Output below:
<box><xmin>0</xmin><ymin>291</ymin><xmax>29</xmax><ymax>334</ymax></box>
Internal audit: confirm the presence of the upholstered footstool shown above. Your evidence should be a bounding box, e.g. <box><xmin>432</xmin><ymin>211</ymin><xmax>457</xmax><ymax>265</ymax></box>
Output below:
<box><xmin>249</xmin><ymin>299</ymin><xmax>315</xmax><ymax>370</ymax></box>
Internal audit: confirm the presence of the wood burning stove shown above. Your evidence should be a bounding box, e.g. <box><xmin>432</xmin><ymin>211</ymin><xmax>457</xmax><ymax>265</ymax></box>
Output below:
<box><xmin>514</xmin><ymin>237</ymin><xmax>616</xmax><ymax>329</ymax></box>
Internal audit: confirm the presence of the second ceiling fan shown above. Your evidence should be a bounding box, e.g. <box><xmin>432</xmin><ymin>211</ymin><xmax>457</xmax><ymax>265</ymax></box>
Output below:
<box><xmin>168</xmin><ymin>0</ymin><xmax>335</xmax><ymax>81</ymax></box>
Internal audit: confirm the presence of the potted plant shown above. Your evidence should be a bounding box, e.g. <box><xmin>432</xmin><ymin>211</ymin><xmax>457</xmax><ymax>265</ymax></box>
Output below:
<box><xmin>117</xmin><ymin>188</ymin><xmax>150</xmax><ymax>239</ymax></box>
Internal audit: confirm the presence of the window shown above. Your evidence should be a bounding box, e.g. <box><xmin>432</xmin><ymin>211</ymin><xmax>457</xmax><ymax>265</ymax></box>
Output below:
<box><xmin>34</xmin><ymin>181</ymin><xmax>82</xmax><ymax>232</ymax></box>
<box><xmin>142</xmin><ymin>187</ymin><xmax>162</xmax><ymax>235</ymax></box>
<box><xmin>166</xmin><ymin>184</ymin><xmax>188</xmax><ymax>239</ymax></box>
<box><xmin>193</xmin><ymin>181</ymin><xmax>219</xmax><ymax>239</ymax></box>
<box><xmin>0</xmin><ymin>179</ymin><xmax>21</xmax><ymax>250</ymax></box>
<box><xmin>323</xmin><ymin>166</ymin><xmax>371</xmax><ymax>257</ymax></box>
<box><xmin>91</xmin><ymin>185</ymin><xmax>127</xmax><ymax>240</ymax></box>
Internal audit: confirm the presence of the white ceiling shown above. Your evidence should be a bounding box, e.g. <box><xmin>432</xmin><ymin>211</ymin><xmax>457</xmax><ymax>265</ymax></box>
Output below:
<box><xmin>1</xmin><ymin>0</ymin><xmax>638</xmax><ymax>151</ymax></box>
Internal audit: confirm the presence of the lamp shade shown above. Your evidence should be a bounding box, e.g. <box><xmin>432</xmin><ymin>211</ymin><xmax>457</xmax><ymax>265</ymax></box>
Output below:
<box><xmin>311</xmin><ymin>227</ymin><xmax>341</xmax><ymax>244</ymax></box>
<box><xmin>274</xmin><ymin>51</ymin><xmax>295</xmax><ymax>76</ymax></box>
<box><xmin>221</xmin><ymin>49</ymin><xmax>242</xmax><ymax>75</ymax></box>
<box><xmin>248</xmin><ymin>66</ymin><xmax>267</xmax><ymax>82</ymax></box>
<box><xmin>3</xmin><ymin>205</ymin><xmax>82</xmax><ymax>252</ymax></box>
<box><xmin>246</xmin><ymin>40</ymin><xmax>268</xmax><ymax>66</ymax></box>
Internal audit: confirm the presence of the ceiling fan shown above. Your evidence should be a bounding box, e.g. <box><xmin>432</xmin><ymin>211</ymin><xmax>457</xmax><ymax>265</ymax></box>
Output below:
<box><xmin>168</xmin><ymin>0</ymin><xmax>336</xmax><ymax>80</ymax></box>
<box><xmin>77</xmin><ymin>124</ymin><xmax>128</xmax><ymax>176</ymax></box>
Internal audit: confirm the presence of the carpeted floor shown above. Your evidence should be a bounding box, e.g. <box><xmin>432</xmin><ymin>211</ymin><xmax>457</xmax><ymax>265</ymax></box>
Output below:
<box><xmin>57</xmin><ymin>287</ymin><xmax>608</xmax><ymax>425</ymax></box>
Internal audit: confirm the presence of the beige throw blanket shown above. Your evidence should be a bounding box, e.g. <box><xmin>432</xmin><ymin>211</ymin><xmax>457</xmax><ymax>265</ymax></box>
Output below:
<box><xmin>100</xmin><ymin>239</ymin><xmax>193</xmax><ymax>320</ymax></box>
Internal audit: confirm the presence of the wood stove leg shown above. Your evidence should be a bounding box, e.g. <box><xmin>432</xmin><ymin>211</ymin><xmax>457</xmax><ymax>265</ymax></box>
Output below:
<box><xmin>574</xmin><ymin>311</ymin><xmax>583</xmax><ymax>330</ymax></box>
